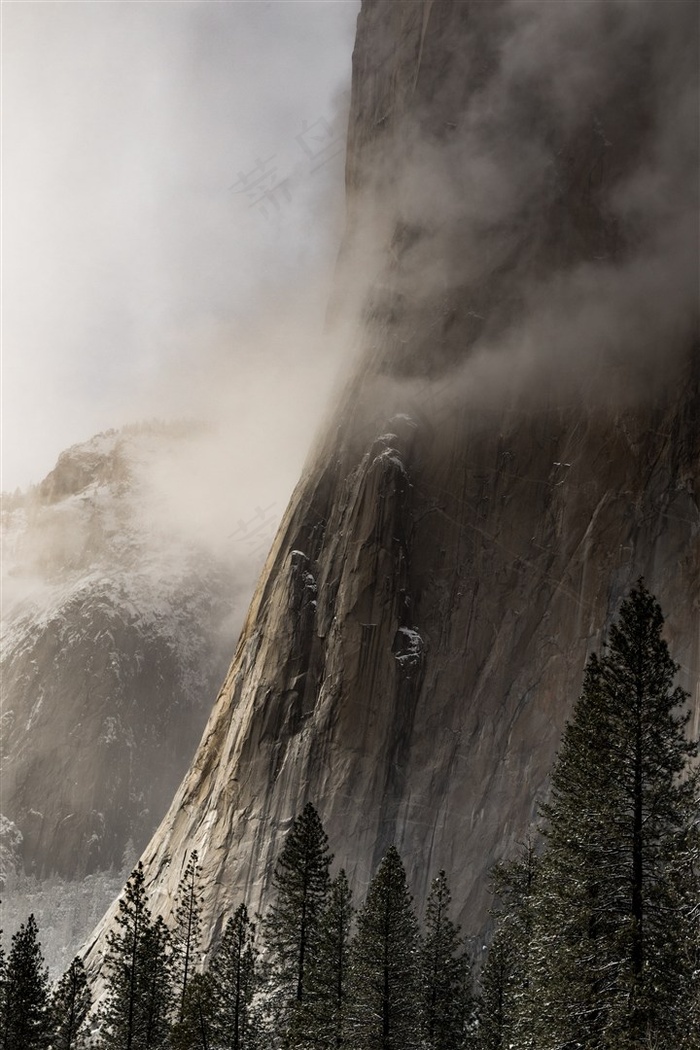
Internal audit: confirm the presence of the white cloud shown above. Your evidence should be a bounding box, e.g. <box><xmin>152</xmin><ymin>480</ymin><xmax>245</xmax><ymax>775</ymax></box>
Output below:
<box><xmin>2</xmin><ymin>0</ymin><xmax>360</xmax><ymax>491</ymax></box>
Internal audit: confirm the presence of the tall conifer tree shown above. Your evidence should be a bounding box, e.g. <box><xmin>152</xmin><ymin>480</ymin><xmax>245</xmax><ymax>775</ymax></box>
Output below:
<box><xmin>212</xmin><ymin>904</ymin><xmax>258</xmax><ymax>1050</ymax></box>
<box><xmin>475</xmin><ymin>928</ymin><xmax>512</xmax><ymax>1050</ymax></box>
<box><xmin>140</xmin><ymin>916</ymin><xmax>173</xmax><ymax>1048</ymax></box>
<box><xmin>100</xmin><ymin>863</ymin><xmax>150</xmax><ymax>1050</ymax></box>
<box><xmin>0</xmin><ymin>929</ymin><xmax>7</xmax><ymax>1048</ymax></box>
<box><xmin>421</xmin><ymin>870</ymin><xmax>474</xmax><ymax>1050</ymax></box>
<box><xmin>263</xmin><ymin>803</ymin><xmax>332</xmax><ymax>1042</ymax></box>
<box><xmin>476</xmin><ymin>843</ymin><xmax>539</xmax><ymax>1050</ymax></box>
<box><xmin>50</xmin><ymin>956</ymin><xmax>92</xmax><ymax>1050</ymax></box>
<box><xmin>173</xmin><ymin>849</ymin><xmax>203</xmax><ymax>1021</ymax></box>
<box><xmin>528</xmin><ymin>582</ymin><xmax>700</xmax><ymax>1048</ymax></box>
<box><xmin>298</xmin><ymin>868</ymin><xmax>354</xmax><ymax>1048</ymax></box>
<box><xmin>99</xmin><ymin>862</ymin><xmax>171</xmax><ymax>1049</ymax></box>
<box><xmin>345</xmin><ymin>846</ymin><xmax>421</xmax><ymax>1050</ymax></box>
<box><xmin>1</xmin><ymin>913</ymin><xmax>51</xmax><ymax>1049</ymax></box>
<box><xmin>170</xmin><ymin>973</ymin><xmax>216</xmax><ymax>1050</ymax></box>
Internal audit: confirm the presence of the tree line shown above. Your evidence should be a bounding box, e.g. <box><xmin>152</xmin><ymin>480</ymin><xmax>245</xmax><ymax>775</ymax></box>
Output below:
<box><xmin>1</xmin><ymin>582</ymin><xmax>698</xmax><ymax>1048</ymax></box>
<box><xmin>1</xmin><ymin>826</ymin><xmax>474</xmax><ymax>1049</ymax></box>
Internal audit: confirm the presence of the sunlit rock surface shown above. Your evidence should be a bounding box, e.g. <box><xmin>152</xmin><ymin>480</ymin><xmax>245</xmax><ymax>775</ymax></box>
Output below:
<box><xmin>86</xmin><ymin>0</ymin><xmax>699</xmax><ymax>968</ymax></box>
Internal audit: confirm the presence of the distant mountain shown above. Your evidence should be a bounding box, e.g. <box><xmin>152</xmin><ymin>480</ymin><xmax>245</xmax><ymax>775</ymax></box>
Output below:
<box><xmin>1</xmin><ymin>423</ymin><xmax>245</xmax><ymax>883</ymax></box>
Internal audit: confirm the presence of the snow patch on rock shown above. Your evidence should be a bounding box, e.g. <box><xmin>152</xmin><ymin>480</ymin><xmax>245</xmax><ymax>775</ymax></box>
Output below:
<box><xmin>393</xmin><ymin>626</ymin><xmax>425</xmax><ymax>672</ymax></box>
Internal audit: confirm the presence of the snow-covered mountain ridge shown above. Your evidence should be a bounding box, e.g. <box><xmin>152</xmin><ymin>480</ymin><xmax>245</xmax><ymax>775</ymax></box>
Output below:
<box><xmin>1</xmin><ymin>422</ymin><xmax>248</xmax><ymax>888</ymax></box>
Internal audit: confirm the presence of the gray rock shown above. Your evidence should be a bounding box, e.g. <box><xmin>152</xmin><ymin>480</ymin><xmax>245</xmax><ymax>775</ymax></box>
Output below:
<box><xmin>1</xmin><ymin>424</ymin><xmax>239</xmax><ymax>881</ymax></box>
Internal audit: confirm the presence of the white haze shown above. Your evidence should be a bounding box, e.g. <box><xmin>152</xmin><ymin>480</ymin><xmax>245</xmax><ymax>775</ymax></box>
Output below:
<box><xmin>3</xmin><ymin>0</ymin><xmax>697</xmax><ymax>604</ymax></box>
<box><xmin>2</xmin><ymin>0</ymin><xmax>360</xmax><ymax>509</ymax></box>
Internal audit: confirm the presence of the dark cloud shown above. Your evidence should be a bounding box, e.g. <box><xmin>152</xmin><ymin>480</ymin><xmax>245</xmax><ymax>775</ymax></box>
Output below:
<box><xmin>341</xmin><ymin>0</ymin><xmax>698</xmax><ymax>422</ymax></box>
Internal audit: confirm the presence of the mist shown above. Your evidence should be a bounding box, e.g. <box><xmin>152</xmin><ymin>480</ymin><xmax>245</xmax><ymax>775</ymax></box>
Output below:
<box><xmin>7</xmin><ymin>0</ymin><xmax>695</xmax><ymax>583</ymax></box>
<box><xmin>2</xmin><ymin>0</ymin><xmax>360</xmax><ymax>501</ymax></box>
<box><xmin>343</xmin><ymin>0</ymin><xmax>699</xmax><ymax>432</ymax></box>
<box><xmin>3</xmin><ymin>0</ymin><xmax>698</xmax><ymax>980</ymax></box>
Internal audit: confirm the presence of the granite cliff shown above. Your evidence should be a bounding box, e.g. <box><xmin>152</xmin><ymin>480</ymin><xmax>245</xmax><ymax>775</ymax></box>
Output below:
<box><xmin>86</xmin><ymin>0</ymin><xmax>699</xmax><ymax>966</ymax></box>
<box><xmin>1</xmin><ymin>424</ymin><xmax>243</xmax><ymax>886</ymax></box>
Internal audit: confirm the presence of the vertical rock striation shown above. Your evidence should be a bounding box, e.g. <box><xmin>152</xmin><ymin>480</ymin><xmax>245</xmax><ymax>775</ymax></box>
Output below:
<box><xmin>87</xmin><ymin>0</ymin><xmax>698</xmax><ymax>964</ymax></box>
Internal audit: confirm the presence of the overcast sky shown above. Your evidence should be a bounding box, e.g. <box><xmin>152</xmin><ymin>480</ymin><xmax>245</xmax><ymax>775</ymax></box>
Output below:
<box><xmin>2</xmin><ymin>0</ymin><xmax>360</xmax><ymax>492</ymax></box>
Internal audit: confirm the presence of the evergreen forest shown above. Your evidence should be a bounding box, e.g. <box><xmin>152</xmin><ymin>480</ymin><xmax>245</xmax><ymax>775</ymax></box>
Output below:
<box><xmin>1</xmin><ymin>583</ymin><xmax>698</xmax><ymax>1048</ymax></box>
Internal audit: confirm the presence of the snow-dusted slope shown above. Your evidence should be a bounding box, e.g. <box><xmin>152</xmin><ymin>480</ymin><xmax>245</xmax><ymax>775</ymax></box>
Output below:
<box><xmin>1</xmin><ymin>423</ymin><xmax>248</xmax><ymax>883</ymax></box>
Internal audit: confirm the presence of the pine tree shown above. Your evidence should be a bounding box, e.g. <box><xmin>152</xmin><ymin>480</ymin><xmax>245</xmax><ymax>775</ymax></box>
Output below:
<box><xmin>99</xmin><ymin>862</ymin><xmax>172</xmax><ymax>1049</ymax></box>
<box><xmin>421</xmin><ymin>870</ymin><xmax>474</xmax><ymax>1050</ymax></box>
<box><xmin>263</xmin><ymin>803</ymin><xmax>332</xmax><ymax>1042</ymax></box>
<box><xmin>140</xmin><ymin>916</ymin><xmax>173</xmax><ymax>1049</ymax></box>
<box><xmin>297</xmin><ymin>869</ymin><xmax>354</xmax><ymax>1048</ymax></box>
<box><xmin>172</xmin><ymin>850</ymin><xmax>203</xmax><ymax>1022</ymax></box>
<box><xmin>211</xmin><ymin>903</ymin><xmax>258</xmax><ymax>1050</ymax></box>
<box><xmin>475</xmin><ymin>927</ymin><xmax>511</xmax><ymax>1050</ymax></box>
<box><xmin>170</xmin><ymin>973</ymin><xmax>216</xmax><ymax>1050</ymax></box>
<box><xmin>50</xmin><ymin>956</ymin><xmax>92</xmax><ymax>1050</ymax></box>
<box><xmin>0</xmin><ymin>927</ymin><xmax>7</xmax><ymax>1049</ymax></box>
<box><xmin>345</xmin><ymin>845</ymin><xmax>421</xmax><ymax>1050</ymax></box>
<box><xmin>476</xmin><ymin>843</ymin><xmax>539</xmax><ymax>1050</ymax></box>
<box><xmin>1</xmin><ymin>913</ymin><xmax>51</xmax><ymax>1049</ymax></box>
<box><xmin>687</xmin><ymin>936</ymin><xmax>700</xmax><ymax>1050</ymax></box>
<box><xmin>528</xmin><ymin>582</ymin><xmax>700</xmax><ymax>1048</ymax></box>
<box><xmin>100</xmin><ymin>863</ymin><xmax>151</xmax><ymax>1050</ymax></box>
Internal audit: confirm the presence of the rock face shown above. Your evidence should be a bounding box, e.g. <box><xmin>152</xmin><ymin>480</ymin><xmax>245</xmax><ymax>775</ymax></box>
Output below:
<box><xmin>1</xmin><ymin>424</ymin><xmax>241</xmax><ymax>881</ymax></box>
<box><xmin>87</xmin><ymin>0</ymin><xmax>698</xmax><ymax>963</ymax></box>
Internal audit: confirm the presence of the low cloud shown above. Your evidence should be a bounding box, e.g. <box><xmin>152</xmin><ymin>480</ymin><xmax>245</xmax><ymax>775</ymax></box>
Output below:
<box><xmin>2</xmin><ymin>1</ymin><xmax>359</xmax><ymax>493</ymax></box>
<box><xmin>339</xmin><ymin>0</ymin><xmax>698</xmax><ymax>433</ymax></box>
<box><xmin>4</xmin><ymin>0</ymin><xmax>697</xmax><ymax>603</ymax></box>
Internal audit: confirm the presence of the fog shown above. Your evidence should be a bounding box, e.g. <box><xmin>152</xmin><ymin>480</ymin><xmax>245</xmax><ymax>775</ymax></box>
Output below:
<box><xmin>2</xmin><ymin>0</ymin><xmax>360</xmax><ymax>507</ymax></box>
<box><xmin>5</xmin><ymin>0</ymin><xmax>696</xmax><ymax>581</ymax></box>
<box><xmin>3</xmin><ymin>0</ymin><xmax>698</xmax><ymax>971</ymax></box>
<box><xmin>346</xmin><ymin>0</ymin><xmax>699</xmax><ymax>430</ymax></box>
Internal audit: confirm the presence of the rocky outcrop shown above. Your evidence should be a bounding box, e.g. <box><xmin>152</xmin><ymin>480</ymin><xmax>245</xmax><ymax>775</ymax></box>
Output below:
<box><xmin>86</xmin><ymin>0</ymin><xmax>698</xmax><ymax>966</ymax></box>
<box><xmin>1</xmin><ymin>425</ymin><xmax>241</xmax><ymax>880</ymax></box>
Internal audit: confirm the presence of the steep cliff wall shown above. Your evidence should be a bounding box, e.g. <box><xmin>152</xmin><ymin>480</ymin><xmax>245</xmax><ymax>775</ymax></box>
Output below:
<box><xmin>86</xmin><ymin>0</ymin><xmax>699</xmax><ymax>965</ymax></box>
